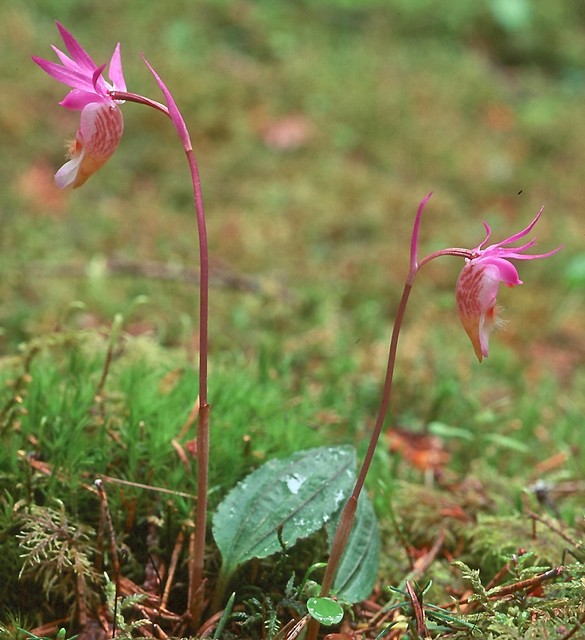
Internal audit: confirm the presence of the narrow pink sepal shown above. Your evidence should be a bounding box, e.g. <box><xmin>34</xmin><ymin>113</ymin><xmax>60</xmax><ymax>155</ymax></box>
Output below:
<box><xmin>33</xmin><ymin>22</ymin><xmax>124</xmax><ymax>106</ymax></box>
<box><xmin>56</xmin><ymin>21</ymin><xmax>95</xmax><ymax>72</ymax></box>
<box><xmin>32</xmin><ymin>55</ymin><xmax>91</xmax><ymax>91</ymax></box>
<box><xmin>491</xmin><ymin>206</ymin><xmax>544</xmax><ymax>248</ymax></box>
<box><xmin>141</xmin><ymin>55</ymin><xmax>192</xmax><ymax>151</ymax></box>
<box><xmin>51</xmin><ymin>45</ymin><xmax>76</xmax><ymax>68</ymax></box>
<box><xmin>108</xmin><ymin>43</ymin><xmax>126</xmax><ymax>92</ymax></box>
<box><xmin>408</xmin><ymin>192</ymin><xmax>433</xmax><ymax>282</ymax></box>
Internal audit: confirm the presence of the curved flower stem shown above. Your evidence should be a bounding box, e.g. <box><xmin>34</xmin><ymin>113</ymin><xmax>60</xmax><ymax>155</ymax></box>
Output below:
<box><xmin>307</xmin><ymin>194</ymin><xmax>469</xmax><ymax>640</ymax></box>
<box><xmin>306</xmin><ymin>280</ymin><xmax>414</xmax><ymax>640</ymax></box>
<box><xmin>325</xmin><ymin>282</ymin><xmax>413</xmax><ymax>586</ymax></box>
<box><xmin>307</xmin><ymin>192</ymin><xmax>556</xmax><ymax>637</ymax></box>
<box><xmin>109</xmin><ymin>90</ymin><xmax>167</xmax><ymax>114</ymax></box>
<box><xmin>111</xmin><ymin>88</ymin><xmax>210</xmax><ymax>627</ymax></box>
<box><xmin>185</xmin><ymin>146</ymin><xmax>210</xmax><ymax>627</ymax></box>
<box><xmin>418</xmin><ymin>247</ymin><xmax>473</xmax><ymax>270</ymax></box>
<box><xmin>185</xmin><ymin>148</ymin><xmax>209</xmax><ymax>409</ymax></box>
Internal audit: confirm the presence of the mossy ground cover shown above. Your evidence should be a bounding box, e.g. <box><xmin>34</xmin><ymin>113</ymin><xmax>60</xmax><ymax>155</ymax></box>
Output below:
<box><xmin>0</xmin><ymin>0</ymin><xmax>584</xmax><ymax>637</ymax></box>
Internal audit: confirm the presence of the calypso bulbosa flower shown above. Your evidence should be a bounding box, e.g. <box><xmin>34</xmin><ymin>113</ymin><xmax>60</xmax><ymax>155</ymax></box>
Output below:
<box><xmin>33</xmin><ymin>22</ymin><xmax>126</xmax><ymax>188</ymax></box>
<box><xmin>410</xmin><ymin>196</ymin><xmax>561</xmax><ymax>362</ymax></box>
<box><xmin>455</xmin><ymin>208</ymin><xmax>560</xmax><ymax>361</ymax></box>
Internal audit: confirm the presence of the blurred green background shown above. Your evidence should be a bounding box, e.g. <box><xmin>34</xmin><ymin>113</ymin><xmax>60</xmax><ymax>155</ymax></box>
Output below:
<box><xmin>1</xmin><ymin>0</ymin><xmax>584</xmax><ymax>450</ymax></box>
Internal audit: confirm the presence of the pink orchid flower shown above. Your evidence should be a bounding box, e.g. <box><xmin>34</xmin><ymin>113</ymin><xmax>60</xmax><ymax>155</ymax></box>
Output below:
<box><xmin>455</xmin><ymin>208</ymin><xmax>560</xmax><ymax>361</ymax></box>
<box><xmin>33</xmin><ymin>23</ymin><xmax>126</xmax><ymax>188</ymax></box>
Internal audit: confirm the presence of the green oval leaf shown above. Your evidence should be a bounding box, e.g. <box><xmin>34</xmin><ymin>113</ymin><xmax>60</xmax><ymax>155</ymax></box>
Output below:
<box><xmin>213</xmin><ymin>445</ymin><xmax>356</xmax><ymax>575</ymax></box>
<box><xmin>307</xmin><ymin>597</ymin><xmax>344</xmax><ymax>626</ymax></box>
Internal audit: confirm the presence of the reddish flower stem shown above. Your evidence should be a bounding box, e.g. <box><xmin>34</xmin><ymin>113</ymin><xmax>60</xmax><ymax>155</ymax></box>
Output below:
<box><xmin>111</xmin><ymin>88</ymin><xmax>210</xmax><ymax>627</ymax></box>
<box><xmin>109</xmin><ymin>90</ymin><xmax>167</xmax><ymax>114</ymax></box>
<box><xmin>325</xmin><ymin>281</ymin><xmax>412</xmax><ymax>585</ymax></box>
<box><xmin>308</xmin><ymin>195</ymin><xmax>472</xmax><ymax>639</ymax></box>
<box><xmin>185</xmin><ymin>147</ymin><xmax>210</xmax><ymax>628</ymax></box>
<box><xmin>185</xmin><ymin>147</ymin><xmax>209</xmax><ymax>408</ymax></box>
<box><xmin>306</xmin><ymin>280</ymin><xmax>413</xmax><ymax>640</ymax></box>
<box><xmin>418</xmin><ymin>247</ymin><xmax>473</xmax><ymax>271</ymax></box>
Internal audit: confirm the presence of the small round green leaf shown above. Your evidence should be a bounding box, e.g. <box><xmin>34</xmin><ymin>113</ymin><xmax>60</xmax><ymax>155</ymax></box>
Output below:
<box><xmin>307</xmin><ymin>597</ymin><xmax>344</xmax><ymax>626</ymax></box>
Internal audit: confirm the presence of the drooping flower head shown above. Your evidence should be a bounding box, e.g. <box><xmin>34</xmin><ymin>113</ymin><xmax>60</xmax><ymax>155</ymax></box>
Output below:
<box><xmin>33</xmin><ymin>22</ymin><xmax>126</xmax><ymax>188</ymax></box>
<box><xmin>455</xmin><ymin>208</ymin><xmax>560</xmax><ymax>361</ymax></box>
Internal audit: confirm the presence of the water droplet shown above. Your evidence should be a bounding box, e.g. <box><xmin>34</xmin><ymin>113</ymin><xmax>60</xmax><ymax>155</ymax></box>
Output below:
<box><xmin>284</xmin><ymin>473</ymin><xmax>306</xmax><ymax>494</ymax></box>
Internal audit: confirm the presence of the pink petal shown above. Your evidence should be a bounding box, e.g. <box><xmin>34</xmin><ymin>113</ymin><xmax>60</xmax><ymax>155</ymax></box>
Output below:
<box><xmin>56</xmin><ymin>22</ymin><xmax>97</xmax><ymax>72</ymax></box>
<box><xmin>484</xmin><ymin>237</ymin><xmax>538</xmax><ymax>257</ymax></box>
<box><xmin>32</xmin><ymin>55</ymin><xmax>92</xmax><ymax>91</ymax></box>
<box><xmin>108</xmin><ymin>43</ymin><xmax>126</xmax><ymax>92</ymax></box>
<box><xmin>60</xmin><ymin>89</ymin><xmax>107</xmax><ymax>110</ymax></box>
<box><xmin>475</xmin><ymin>208</ymin><xmax>561</xmax><ymax>263</ymax></box>
<box><xmin>34</xmin><ymin>24</ymin><xmax>120</xmax><ymax>101</ymax></box>
<box><xmin>474</xmin><ymin>221</ymin><xmax>492</xmax><ymax>251</ymax></box>
<box><xmin>474</xmin><ymin>256</ymin><xmax>522</xmax><ymax>286</ymax></box>
<box><xmin>492</xmin><ymin>207</ymin><xmax>544</xmax><ymax>248</ymax></box>
<box><xmin>51</xmin><ymin>45</ymin><xmax>77</xmax><ymax>69</ymax></box>
<box><xmin>494</xmin><ymin>246</ymin><xmax>561</xmax><ymax>261</ymax></box>
<box><xmin>90</xmin><ymin>64</ymin><xmax>111</xmax><ymax>96</ymax></box>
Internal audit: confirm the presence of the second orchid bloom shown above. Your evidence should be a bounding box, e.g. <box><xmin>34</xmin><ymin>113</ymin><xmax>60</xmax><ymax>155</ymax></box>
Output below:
<box><xmin>412</xmin><ymin>197</ymin><xmax>560</xmax><ymax>362</ymax></box>
<box><xmin>455</xmin><ymin>208</ymin><xmax>560</xmax><ymax>361</ymax></box>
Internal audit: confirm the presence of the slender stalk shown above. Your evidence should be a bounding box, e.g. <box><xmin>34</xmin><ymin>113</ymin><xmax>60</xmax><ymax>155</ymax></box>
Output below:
<box><xmin>184</xmin><ymin>146</ymin><xmax>210</xmax><ymax>627</ymax></box>
<box><xmin>322</xmin><ymin>281</ymin><xmax>413</xmax><ymax>593</ymax></box>
<box><xmin>109</xmin><ymin>90</ymin><xmax>167</xmax><ymax>114</ymax></box>
<box><xmin>191</xmin><ymin>403</ymin><xmax>210</xmax><ymax>622</ymax></box>
<box><xmin>306</xmin><ymin>281</ymin><xmax>414</xmax><ymax>640</ymax></box>
<box><xmin>307</xmin><ymin>196</ymin><xmax>476</xmax><ymax>639</ymax></box>
<box><xmin>111</xmin><ymin>88</ymin><xmax>211</xmax><ymax>626</ymax></box>
<box><xmin>307</xmin><ymin>197</ymin><xmax>431</xmax><ymax>640</ymax></box>
<box><xmin>418</xmin><ymin>247</ymin><xmax>472</xmax><ymax>270</ymax></box>
<box><xmin>185</xmin><ymin>148</ymin><xmax>210</xmax><ymax>409</ymax></box>
<box><xmin>210</xmin><ymin>566</ymin><xmax>234</xmax><ymax>614</ymax></box>
<box><xmin>308</xmin><ymin>195</ymin><xmax>452</xmax><ymax>638</ymax></box>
